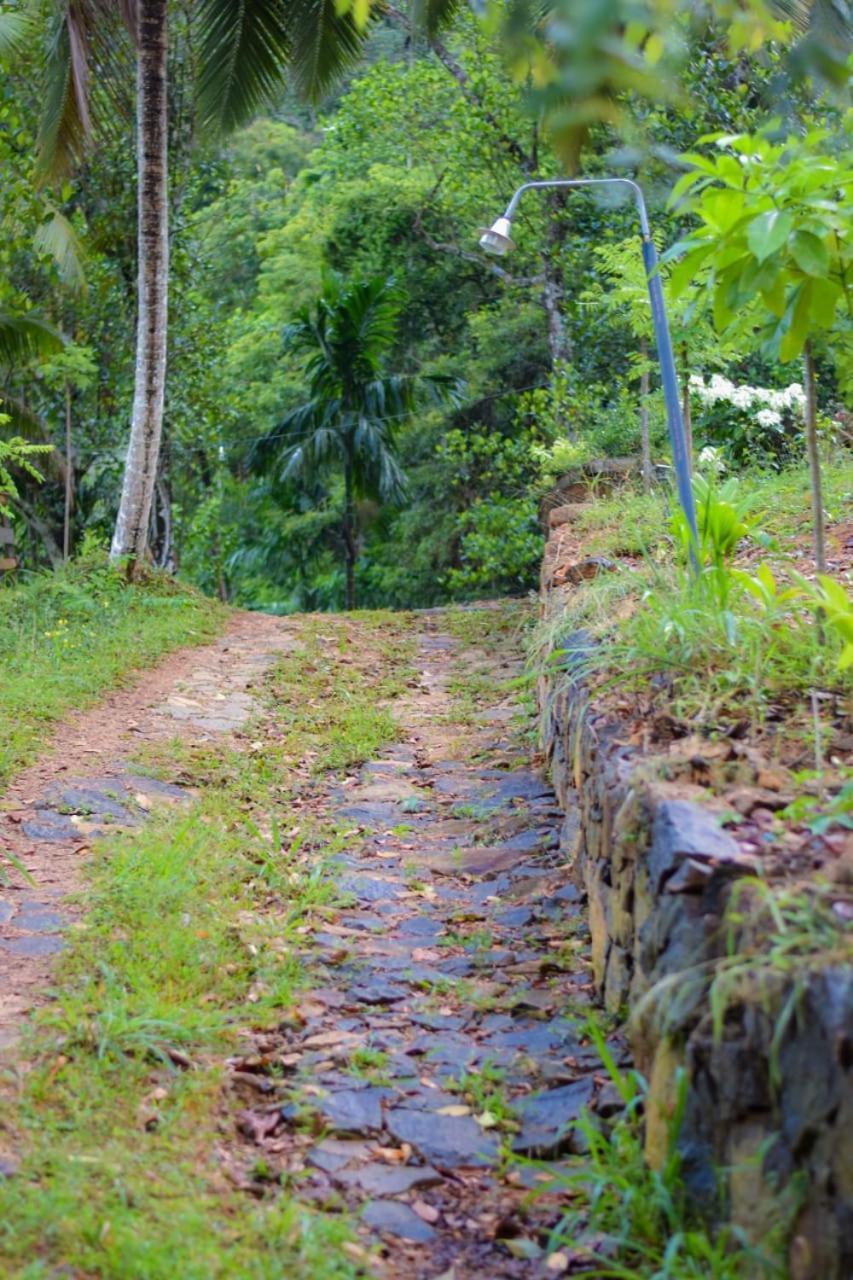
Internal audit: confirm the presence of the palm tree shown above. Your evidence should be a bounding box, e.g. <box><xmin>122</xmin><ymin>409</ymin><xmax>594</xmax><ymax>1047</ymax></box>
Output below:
<box><xmin>251</xmin><ymin>273</ymin><xmax>458</xmax><ymax>610</ymax></box>
<box><xmin>36</xmin><ymin>0</ymin><xmax>370</xmax><ymax>571</ymax></box>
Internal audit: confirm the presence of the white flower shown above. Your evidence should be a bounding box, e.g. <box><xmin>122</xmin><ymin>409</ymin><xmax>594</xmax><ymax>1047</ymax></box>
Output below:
<box><xmin>756</xmin><ymin>408</ymin><xmax>782</xmax><ymax>428</ymax></box>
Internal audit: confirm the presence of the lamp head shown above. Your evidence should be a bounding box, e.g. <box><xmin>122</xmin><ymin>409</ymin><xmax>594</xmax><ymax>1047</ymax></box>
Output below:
<box><xmin>478</xmin><ymin>215</ymin><xmax>515</xmax><ymax>256</ymax></box>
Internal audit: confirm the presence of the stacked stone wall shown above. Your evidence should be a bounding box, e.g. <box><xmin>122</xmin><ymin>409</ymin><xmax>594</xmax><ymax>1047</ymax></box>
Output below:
<box><xmin>538</xmin><ymin>487</ymin><xmax>853</xmax><ymax>1280</ymax></box>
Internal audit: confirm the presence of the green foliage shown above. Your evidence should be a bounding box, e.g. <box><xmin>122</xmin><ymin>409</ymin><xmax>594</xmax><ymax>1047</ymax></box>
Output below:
<box><xmin>667</xmin><ymin>123</ymin><xmax>853</xmax><ymax>388</ymax></box>
<box><xmin>671</xmin><ymin>472</ymin><xmax>760</xmax><ymax>605</ymax></box>
<box><xmin>0</xmin><ymin>409</ymin><xmax>52</xmax><ymax>496</ymax></box>
<box><xmin>544</xmin><ymin>1022</ymin><xmax>783</xmax><ymax>1277</ymax></box>
<box><xmin>446</xmin><ymin>495</ymin><xmax>543</xmax><ymax>596</ymax></box>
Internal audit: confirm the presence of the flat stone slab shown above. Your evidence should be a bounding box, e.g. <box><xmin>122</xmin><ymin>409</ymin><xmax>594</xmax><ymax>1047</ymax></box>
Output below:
<box><xmin>42</xmin><ymin>782</ymin><xmax>134</xmax><ymax>822</ymax></box>
<box><xmin>362</xmin><ymin>1199</ymin><xmax>437</xmax><ymax>1242</ymax></box>
<box><xmin>13</xmin><ymin>910</ymin><xmax>64</xmax><ymax>933</ymax></box>
<box><xmin>1</xmin><ymin>935</ymin><xmax>64</xmax><ymax>957</ymax></box>
<box><xmin>422</xmin><ymin>845</ymin><xmax>531</xmax><ymax>877</ymax></box>
<box><xmin>339</xmin><ymin>1163</ymin><xmax>442</xmax><ymax>1196</ymax></box>
<box><xmin>21</xmin><ymin>812</ymin><xmax>80</xmax><ymax>842</ymax></box>
<box><xmin>512</xmin><ymin>1077</ymin><xmax>596</xmax><ymax>1156</ymax></box>
<box><xmin>306</xmin><ymin>1139</ymin><xmax>373</xmax><ymax>1174</ymax></box>
<box><xmin>314</xmin><ymin>1087</ymin><xmax>392</xmax><ymax>1134</ymax></box>
<box><xmin>384</xmin><ymin>1107</ymin><xmax>499</xmax><ymax>1167</ymax></box>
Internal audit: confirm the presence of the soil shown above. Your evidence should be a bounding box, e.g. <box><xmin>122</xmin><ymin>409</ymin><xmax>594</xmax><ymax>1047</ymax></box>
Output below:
<box><xmin>0</xmin><ymin>604</ymin><xmax>623</xmax><ymax>1277</ymax></box>
<box><xmin>0</xmin><ymin>610</ymin><xmax>300</xmax><ymax>1049</ymax></box>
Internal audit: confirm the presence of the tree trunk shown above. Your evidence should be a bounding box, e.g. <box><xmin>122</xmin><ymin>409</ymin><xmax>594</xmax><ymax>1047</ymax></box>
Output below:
<box><xmin>639</xmin><ymin>341</ymin><xmax>652</xmax><ymax>492</ymax></box>
<box><xmin>803</xmin><ymin>341</ymin><xmax>826</xmax><ymax>573</ymax></box>
<box><xmin>63</xmin><ymin>380</ymin><xmax>73</xmax><ymax>560</ymax></box>
<box><xmin>110</xmin><ymin>0</ymin><xmax>169</xmax><ymax>570</ymax></box>
<box><xmin>343</xmin><ymin>461</ymin><xmax>357</xmax><ymax>611</ymax></box>
<box><xmin>542</xmin><ymin>198</ymin><xmax>572</xmax><ymax>372</ymax></box>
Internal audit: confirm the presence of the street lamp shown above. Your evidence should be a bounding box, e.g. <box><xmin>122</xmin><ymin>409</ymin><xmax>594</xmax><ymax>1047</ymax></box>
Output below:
<box><xmin>479</xmin><ymin>178</ymin><xmax>699</xmax><ymax>552</ymax></box>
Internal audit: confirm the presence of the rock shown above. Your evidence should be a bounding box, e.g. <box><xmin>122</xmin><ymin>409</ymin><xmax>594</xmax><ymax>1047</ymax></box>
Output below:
<box><xmin>348</xmin><ymin>980</ymin><xmax>407</xmax><ymax>1006</ymax></box>
<box><xmin>340</xmin><ymin>1163</ymin><xmax>442</xmax><ymax>1196</ymax></box>
<box><xmin>338</xmin><ymin>875</ymin><xmax>405</xmax><ymax>904</ymax></box>
<box><xmin>306</xmin><ymin>1138</ymin><xmax>373</xmax><ymax>1173</ymax></box>
<box><xmin>0</xmin><ymin>935</ymin><xmax>64</xmax><ymax>957</ymax></box>
<box><xmin>649</xmin><ymin>799</ymin><xmax>744</xmax><ymax>892</ymax></box>
<box><xmin>384</xmin><ymin>1107</ymin><xmax>499</xmax><ymax>1167</ymax></box>
<box><xmin>21</xmin><ymin>811</ymin><xmax>80</xmax><ymax>842</ymax></box>
<box><xmin>494</xmin><ymin>906</ymin><xmax>535</xmax><ymax>927</ymax></box>
<box><xmin>512</xmin><ymin>1078</ymin><xmax>596</xmax><ymax>1156</ymax></box>
<box><xmin>423</xmin><ymin>846</ymin><xmax>530</xmax><ymax>877</ymax></box>
<box><xmin>361</xmin><ymin>1199</ymin><xmax>437</xmax><ymax>1242</ymax></box>
<box><xmin>12</xmin><ymin>909</ymin><xmax>64</xmax><ymax>932</ymax></box>
<box><xmin>314</xmin><ymin>1087</ymin><xmax>392</xmax><ymax>1134</ymax></box>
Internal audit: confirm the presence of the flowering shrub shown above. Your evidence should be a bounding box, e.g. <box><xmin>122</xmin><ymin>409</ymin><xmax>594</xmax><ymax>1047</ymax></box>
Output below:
<box><xmin>689</xmin><ymin>374</ymin><xmax>806</xmax><ymax>468</ymax></box>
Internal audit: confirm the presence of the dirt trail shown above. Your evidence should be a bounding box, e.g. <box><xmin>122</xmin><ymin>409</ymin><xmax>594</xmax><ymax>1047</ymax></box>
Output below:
<box><xmin>0</xmin><ymin>605</ymin><xmax>621</xmax><ymax>1276</ymax></box>
<box><xmin>225</xmin><ymin>609</ymin><xmax>621</xmax><ymax>1278</ymax></box>
<box><xmin>0</xmin><ymin>610</ymin><xmax>299</xmax><ymax>1049</ymax></box>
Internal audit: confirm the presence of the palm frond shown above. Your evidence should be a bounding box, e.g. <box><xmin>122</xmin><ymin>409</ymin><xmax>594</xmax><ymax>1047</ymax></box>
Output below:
<box><xmin>195</xmin><ymin>0</ymin><xmax>293</xmax><ymax>135</ymax></box>
<box><xmin>0</xmin><ymin>8</ymin><xmax>32</xmax><ymax>58</ymax></box>
<box><xmin>33</xmin><ymin>210</ymin><xmax>87</xmax><ymax>291</ymax></box>
<box><xmin>36</xmin><ymin>8</ymin><xmax>90</xmax><ymax>183</ymax></box>
<box><xmin>0</xmin><ymin>311</ymin><xmax>64</xmax><ymax>367</ymax></box>
<box><xmin>287</xmin><ymin>0</ymin><xmax>366</xmax><ymax>101</ymax></box>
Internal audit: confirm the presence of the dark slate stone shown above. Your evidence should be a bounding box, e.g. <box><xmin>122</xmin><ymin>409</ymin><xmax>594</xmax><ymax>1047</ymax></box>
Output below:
<box><xmin>340</xmin><ymin>913</ymin><xmax>387</xmax><ymax>932</ymax></box>
<box><xmin>349</xmin><ymin>980</ymin><xmax>408</xmax><ymax>1006</ymax></box>
<box><xmin>397</xmin><ymin>916</ymin><xmax>442</xmax><ymax>939</ymax></box>
<box><xmin>314</xmin><ymin>1087</ymin><xmax>393</xmax><ymax>1134</ymax></box>
<box><xmin>384</xmin><ymin>1107</ymin><xmax>499</xmax><ymax>1167</ymax></box>
<box><xmin>0</xmin><ymin>935</ymin><xmax>64</xmax><ymax>957</ymax></box>
<box><xmin>13</xmin><ymin>910</ymin><xmax>64</xmax><ymax>933</ymax></box>
<box><xmin>338</xmin><ymin>876</ymin><xmax>404</xmax><ymax>904</ymax></box>
<box><xmin>362</xmin><ymin>1199</ymin><xmax>438</xmax><ymax>1242</ymax></box>
<box><xmin>485</xmin><ymin>1019</ymin><xmax>579</xmax><ymax>1057</ymax></box>
<box><xmin>512</xmin><ymin>1077</ymin><xmax>596</xmax><ymax>1156</ymax></box>
<box><xmin>42</xmin><ymin>783</ymin><xmax>134</xmax><ymax>821</ymax></box>
<box><xmin>337</xmin><ymin>803</ymin><xmax>402</xmax><ymax>827</ymax></box>
<box><xmin>341</xmin><ymin>1163</ymin><xmax>441</xmax><ymax>1195</ymax></box>
<box><xmin>0</xmin><ymin>901</ymin><xmax>15</xmax><ymax>925</ymax></box>
<box><xmin>123</xmin><ymin>774</ymin><xmax>187</xmax><ymax>800</ymax></box>
<box><xmin>494</xmin><ymin>906</ymin><xmax>535</xmax><ymax>928</ymax></box>
<box><xmin>490</xmin><ymin>773</ymin><xmax>554</xmax><ymax>803</ymax></box>
<box><xmin>649</xmin><ymin>799</ymin><xmax>742</xmax><ymax>892</ymax></box>
<box><xmin>22</xmin><ymin>812</ymin><xmax>79</xmax><ymax>842</ymax></box>
<box><xmin>409</xmin><ymin>1012</ymin><xmax>465</xmax><ymax>1032</ymax></box>
<box><xmin>306</xmin><ymin>1138</ymin><xmax>372</xmax><ymax>1173</ymax></box>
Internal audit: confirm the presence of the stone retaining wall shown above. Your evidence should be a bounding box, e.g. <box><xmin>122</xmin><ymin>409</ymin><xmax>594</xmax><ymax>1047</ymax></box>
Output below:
<box><xmin>538</xmin><ymin>493</ymin><xmax>853</xmax><ymax>1280</ymax></box>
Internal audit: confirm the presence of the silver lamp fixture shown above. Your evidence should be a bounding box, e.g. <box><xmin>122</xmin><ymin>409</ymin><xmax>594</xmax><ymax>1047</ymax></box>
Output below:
<box><xmin>478</xmin><ymin>216</ymin><xmax>515</xmax><ymax>256</ymax></box>
<box><xmin>478</xmin><ymin>177</ymin><xmax>699</xmax><ymax>558</ymax></box>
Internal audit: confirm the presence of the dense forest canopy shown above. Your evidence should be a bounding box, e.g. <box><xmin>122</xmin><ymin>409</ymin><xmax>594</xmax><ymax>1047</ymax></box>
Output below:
<box><xmin>0</xmin><ymin>0</ymin><xmax>850</xmax><ymax>609</ymax></box>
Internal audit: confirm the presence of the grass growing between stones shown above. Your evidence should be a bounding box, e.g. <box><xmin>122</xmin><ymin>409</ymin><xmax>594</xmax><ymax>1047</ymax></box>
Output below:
<box><xmin>0</xmin><ymin>553</ymin><xmax>227</xmax><ymax>788</ymax></box>
<box><xmin>0</xmin><ymin>612</ymin><xmax>417</xmax><ymax>1279</ymax></box>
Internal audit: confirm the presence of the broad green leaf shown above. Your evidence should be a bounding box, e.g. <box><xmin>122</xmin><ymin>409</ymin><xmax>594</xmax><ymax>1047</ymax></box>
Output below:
<box><xmin>747</xmin><ymin>210</ymin><xmax>794</xmax><ymax>263</ymax></box>
<box><xmin>789</xmin><ymin>230</ymin><xmax>829</xmax><ymax>277</ymax></box>
<box><xmin>779</xmin><ymin>283</ymin><xmax>812</xmax><ymax>362</ymax></box>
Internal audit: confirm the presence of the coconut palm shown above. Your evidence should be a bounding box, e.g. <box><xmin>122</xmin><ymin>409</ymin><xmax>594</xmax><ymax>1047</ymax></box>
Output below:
<box><xmin>251</xmin><ymin>273</ymin><xmax>459</xmax><ymax>610</ymax></box>
<box><xmin>36</xmin><ymin>0</ymin><xmax>370</xmax><ymax>569</ymax></box>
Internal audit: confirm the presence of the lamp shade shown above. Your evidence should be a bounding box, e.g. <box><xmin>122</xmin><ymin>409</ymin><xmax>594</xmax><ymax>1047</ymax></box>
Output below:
<box><xmin>478</xmin><ymin>216</ymin><xmax>515</xmax><ymax>256</ymax></box>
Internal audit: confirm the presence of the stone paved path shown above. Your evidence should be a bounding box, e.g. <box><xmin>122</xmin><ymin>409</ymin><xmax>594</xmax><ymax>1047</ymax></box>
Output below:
<box><xmin>0</xmin><ymin>612</ymin><xmax>299</xmax><ymax>1050</ymax></box>
<box><xmin>228</xmin><ymin>610</ymin><xmax>627</xmax><ymax>1277</ymax></box>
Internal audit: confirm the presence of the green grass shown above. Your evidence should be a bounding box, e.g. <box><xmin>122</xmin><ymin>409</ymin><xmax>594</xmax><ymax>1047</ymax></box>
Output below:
<box><xmin>536</xmin><ymin>460</ymin><xmax>853</xmax><ymax>737</ymax></box>
<box><xmin>0</xmin><ymin>611</ymin><xmax>417</xmax><ymax>1279</ymax></box>
<box><xmin>0</xmin><ymin>553</ymin><xmax>226</xmax><ymax>788</ymax></box>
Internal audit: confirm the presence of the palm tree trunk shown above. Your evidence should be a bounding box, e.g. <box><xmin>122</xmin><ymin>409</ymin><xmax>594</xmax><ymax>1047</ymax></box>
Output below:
<box><xmin>343</xmin><ymin>461</ymin><xmax>357</xmax><ymax>611</ymax></box>
<box><xmin>110</xmin><ymin>0</ymin><xmax>169</xmax><ymax>570</ymax></box>
<box><xmin>803</xmin><ymin>340</ymin><xmax>826</xmax><ymax>573</ymax></box>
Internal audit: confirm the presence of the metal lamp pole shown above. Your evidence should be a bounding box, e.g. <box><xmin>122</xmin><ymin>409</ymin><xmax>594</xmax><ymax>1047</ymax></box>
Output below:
<box><xmin>479</xmin><ymin>177</ymin><xmax>699</xmax><ymax>552</ymax></box>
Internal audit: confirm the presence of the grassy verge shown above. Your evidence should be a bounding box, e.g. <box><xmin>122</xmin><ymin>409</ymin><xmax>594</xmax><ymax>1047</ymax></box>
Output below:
<box><xmin>536</xmin><ymin>461</ymin><xmax>852</xmax><ymax>758</ymax></box>
<box><xmin>0</xmin><ymin>553</ymin><xmax>227</xmax><ymax>788</ymax></box>
<box><xmin>0</xmin><ymin>613</ymin><xmax>416</xmax><ymax>1279</ymax></box>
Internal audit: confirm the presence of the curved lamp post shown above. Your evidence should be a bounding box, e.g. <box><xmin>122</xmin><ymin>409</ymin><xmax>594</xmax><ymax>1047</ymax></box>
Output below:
<box><xmin>479</xmin><ymin>178</ymin><xmax>699</xmax><ymax>552</ymax></box>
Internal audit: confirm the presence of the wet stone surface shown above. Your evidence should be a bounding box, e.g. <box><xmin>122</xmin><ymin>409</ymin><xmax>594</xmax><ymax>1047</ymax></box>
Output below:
<box><xmin>230</xmin><ymin>615</ymin><xmax>628</xmax><ymax>1278</ymax></box>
